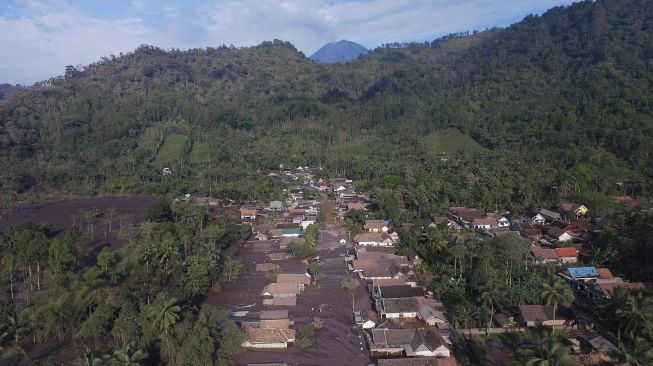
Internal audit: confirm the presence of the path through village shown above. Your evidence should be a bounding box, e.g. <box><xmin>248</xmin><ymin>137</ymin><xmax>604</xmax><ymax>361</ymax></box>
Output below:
<box><xmin>206</xmin><ymin>193</ymin><xmax>373</xmax><ymax>366</ymax></box>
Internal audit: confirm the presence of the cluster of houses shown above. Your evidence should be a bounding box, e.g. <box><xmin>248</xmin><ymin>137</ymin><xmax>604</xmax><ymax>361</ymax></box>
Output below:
<box><xmin>240</xmin><ymin>186</ymin><xmax>320</xmax><ymax>251</ymax></box>
<box><xmin>236</xmin><ymin>179</ymin><xmax>322</xmax><ymax>350</ymax></box>
<box><xmin>342</xmin><ymin>225</ymin><xmax>455</xmax><ymax>365</ymax></box>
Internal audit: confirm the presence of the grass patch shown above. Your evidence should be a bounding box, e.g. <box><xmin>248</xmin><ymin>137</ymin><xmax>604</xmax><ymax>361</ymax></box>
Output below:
<box><xmin>423</xmin><ymin>128</ymin><xmax>489</xmax><ymax>156</ymax></box>
<box><xmin>189</xmin><ymin>141</ymin><xmax>211</xmax><ymax>165</ymax></box>
<box><xmin>154</xmin><ymin>134</ymin><xmax>189</xmax><ymax>168</ymax></box>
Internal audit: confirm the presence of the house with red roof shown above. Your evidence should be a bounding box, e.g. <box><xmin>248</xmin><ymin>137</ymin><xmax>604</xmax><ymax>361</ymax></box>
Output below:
<box><xmin>555</xmin><ymin>247</ymin><xmax>579</xmax><ymax>264</ymax></box>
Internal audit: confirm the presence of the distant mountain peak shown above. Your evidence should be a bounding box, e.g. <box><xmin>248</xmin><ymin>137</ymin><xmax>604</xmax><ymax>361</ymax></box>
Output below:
<box><xmin>310</xmin><ymin>40</ymin><xmax>368</xmax><ymax>63</ymax></box>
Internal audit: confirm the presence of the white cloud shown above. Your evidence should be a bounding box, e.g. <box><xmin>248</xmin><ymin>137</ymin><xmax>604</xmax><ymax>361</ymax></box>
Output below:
<box><xmin>0</xmin><ymin>0</ymin><xmax>574</xmax><ymax>85</ymax></box>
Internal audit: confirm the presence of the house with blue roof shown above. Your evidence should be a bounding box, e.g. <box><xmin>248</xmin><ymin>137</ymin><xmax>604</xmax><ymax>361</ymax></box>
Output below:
<box><xmin>559</xmin><ymin>267</ymin><xmax>599</xmax><ymax>292</ymax></box>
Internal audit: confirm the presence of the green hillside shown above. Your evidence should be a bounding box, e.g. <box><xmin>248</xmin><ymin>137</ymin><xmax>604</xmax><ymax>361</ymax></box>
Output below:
<box><xmin>0</xmin><ymin>0</ymin><xmax>651</xmax><ymax>211</ymax></box>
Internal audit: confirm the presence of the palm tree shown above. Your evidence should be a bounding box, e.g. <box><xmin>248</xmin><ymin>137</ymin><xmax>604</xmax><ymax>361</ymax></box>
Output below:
<box><xmin>72</xmin><ymin>348</ymin><xmax>108</xmax><ymax>366</ymax></box>
<box><xmin>2</xmin><ymin>313</ymin><xmax>29</xmax><ymax>343</ymax></box>
<box><xmin>341</xmin><ymin>277</ymin><xmax>360</xmax><ymax>312</ymax></box>
<box><xmin>109</xmin><ymin>346</ymin><xmax>148</xmax><ymax>366</ymax></box>
<box><xmin>540</xmin><ymin>276</ymin><xmax>574</xmax><ymax>332</ymax></box>
<box><xmin>614</xmin><ymin>290</ymin><xmax>653</xmax><ymax>340</ymax></box>
<box><xmin>524</xmin><ymin>331</ymin><xmax>576</xmax><ymax>366</ymax></box>
<box><xmin>146</xmin><ymin>292</ymin><xmax>180</xmax><ymax>333</ymax></box>
<box><xmin>479</xmin><ymin>281</ymin><xmax>507</xmax><ymax>333</ymax></box>
<box><xmin>618</xmin><ymin>336</ymin><xmax>653</xmax><ymax>366</ymax></box>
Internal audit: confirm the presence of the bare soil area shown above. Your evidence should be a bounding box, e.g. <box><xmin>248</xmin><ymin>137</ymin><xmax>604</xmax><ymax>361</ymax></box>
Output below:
<box><xmin>0</xmin><ymin>195</ymin><xmax>160</xmax><ymax>250</ymax></box>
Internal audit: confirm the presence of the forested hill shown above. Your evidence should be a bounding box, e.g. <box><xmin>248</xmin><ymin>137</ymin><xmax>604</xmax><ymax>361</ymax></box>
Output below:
<box><xmin>1</xmin><ymin>0</ymin><xmax>652</xmax><ymax>215</ymax></box>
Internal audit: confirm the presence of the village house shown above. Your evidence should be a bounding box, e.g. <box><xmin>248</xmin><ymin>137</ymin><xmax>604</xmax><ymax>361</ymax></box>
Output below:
<box><xmin>531</xmin><ymin>246</ymin><xmax>560</xmax><ymax>265</ymax></box>
<box><xmin>449</xmin><ymin>207</ymin><xmax>486</xmax><ymax>228</ymax></box>
<box><xmin>354</xmin><ymin>309</ymin><xmax>379</xmax><ymax>329</ymax></box>
<box><xmin>373</xmin><ymin>285</ymin><xmax>426</xmax><ymax>299</ymax></box>
<box><xmin>240</xmin><ymin>207</ymin><xmax>257</xmax><ymax>220</ymax></box>
<box><xmin>517</xmin><ymin>305</ymin><xmax>572</xmax><ymax>328</ymax></box>
<box><xmin>266</xmin><ymin>252</ymin><xmax>292</xmax><ymax>261</ymax></box>
<box><xmin>248</xmin><ymin>240</ymin><xmax>277</xmax><ymax>252</ymax></box>
<box><xmin>487</xmin><ymin>212</ymin><xmax>510</xmax><ymax>227</ymax></box>
<box><xmin>194</xmin><ymin>196</ymin><xmax>220</xmax><ymax>207</ymax></box>
<box><xmin>281</xmin><ymin>227</ymin><xmax>301</xmax><ymax>238</ymax></box>
<box><xmin>417</xmin><ymin>298</ymin><xmax>449</xmax><ymax>327</ymax></box>
<box><xmin>368</xmin><ymin>328</ymin><xmax>451</xmax><ymax>358</ymax></box>
<box><xmin>268</xmin><ymin>229</ymin><xmax>282</xmax><ymax>239</ymax></box>
<box><xmin>555</xmin><ymin>247</ymin><xmax>579</xmax><ymax>264</ymax></box>
<box><xmin>276</xmin><ymin>273</ymin><xmax>312</xmax><ymax>288</ymax></box>
<box><xmin>354</xmin><ymin>232</ymin><xmax>394</xmax><ymax>246</ymax></box>
<box><xmin>300</xmin><ymin>219</ymin><xmax>316</xmax><ymax>230</ymax></box>
<box><xmin>515</xmin><ymin>212</ymin><xmax>546</xmax><ymax>226</ymax></box>
<box><xmin>261</xmin><ymin>282</ymin><xmax>303</xmax><ymax>298</ymax></box>
<box><xmin>364</xmin><ymin>220</ymin><xmax>389</xmax><ymax>233</ymax></box>
<box><xmin>471</xmin><ymin>217</ymin><xmax>495</xmax><ymax>230</ymax></box>
<box><xmin>242</xmin><ymin>326</ymin><xmax>296</xmax><ymax>349</ymax></box>
<box><xmin>429</xmin><ymin>217</ymin><xmax>462</xmax><ymax>231</ymax></box>
<box><xmin>347</xmin><ymin>202</ymin><xmax>369</xmax><ymax>211</ymax></box>
<box><xmin>539</xmin><ymin>208</ymin><xmax>562</xmax><ymax>221</ymax></box>
<box><xmin>260</xmin><ymin>309</ymin><xmax>289</xmax><ymax>320</ymax></box>
<box><xmin>254</xmin><ymin>232</ymin><xmax>268</xmax><ymax>241</ymax></box>
<box><xmin>512</xmin><ymin>222</ymin><xmax>543</xmax><ymax>239</ymax></box>
<box><xmin>268</xmin><ymin>200</ymin><xmax>284</xmax><ymax>211</ymax></box>
<box><xmin>377</xmin><ymin>357</ymin><xmax>457</xmax><ymax>366</ymax></box>
<box><xmin>312</xmin><ymin>181</ymin><xmax>329</xmax><ymax>191</ymax></box>
<box><xmin>547</xmin><ymin>227</ymin><xmax>573</xmax><ymax>242</ymax></box>
<box><xmin>557</xmin><ymin>200</ymin><xmax>589</xmax><ymax>218</ymax></box>
<box><xmin>377</xmin><ymin>297</ymin><xmax>420</xmax><ymax>319</ymax></box>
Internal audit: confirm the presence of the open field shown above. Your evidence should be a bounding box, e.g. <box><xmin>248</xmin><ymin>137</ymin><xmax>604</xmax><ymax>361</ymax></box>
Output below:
<box><xmin>153</xmin><ymin>133</ymin><xmax>189</xmax><ymax>167</ymax></box>
<box><xmin>423</xmin><ymin>128</ymin><xmax>489</xmax><ymax>156</ymax></box>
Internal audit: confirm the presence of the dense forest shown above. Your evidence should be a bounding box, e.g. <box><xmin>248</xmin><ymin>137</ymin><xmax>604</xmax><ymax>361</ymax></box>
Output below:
<box><xmin>1</xmin><ymin>0</ymin><xmax>652</xmax><ymax>216</ymax></box>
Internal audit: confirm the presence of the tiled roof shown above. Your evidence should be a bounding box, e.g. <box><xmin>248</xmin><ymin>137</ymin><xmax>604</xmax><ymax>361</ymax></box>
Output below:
<box><xmin>382</xmin><ymin>298</ymin><xmax>420</xmax><ymax>313</ymax></box>
<box><xmin>597</xmin><ymin>268</ymin><xmax>614</xmax><ymax>279</ymax></box>
<box><xmin>276</xmin><ymin>273</ymin><xmax>311</xmax><ymax>285</ymax></box>
<box><xmin>354</xmin><ymin>232</ymin><xmax>385</xmax><ymax>242</ymax></box>
<box><xmin>377</xmin><ymin>285</ymin><xmax>426</xmax><ymax>299</ymax></box>
<box><xmin>245</xmin><ymin>326</ymin><xmax>296</xmax><ymax>343</ymax></box>
<box><xmin>259</xmin><ymin>310</ymin><xmax>289</xmax><ymax>320</ymax></box>
<box><xmin>518</xmin><ymin>305</ymin><xmax>549</xmax><ymax>323</ymax></box>
<box><xmin>531</xmin><ymin>246</ymin><xmax>559</xmax><ymax>260</ymax></box>
<box><xmin>261</xmin><ymin>282</ymin><xmax>302</xmax><ymax>296</ymax></box>
<box><xmin>555</xmin><ymin>247</ymin><xmax>579</xmax><ymax>257</ymax></box>
<box><xmin>260</xmin><ymin>319</ymin><xmax>290</xmax><ymax>329</ymax></box>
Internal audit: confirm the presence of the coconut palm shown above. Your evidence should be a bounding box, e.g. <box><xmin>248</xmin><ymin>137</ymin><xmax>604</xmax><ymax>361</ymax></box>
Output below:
<box><xmin>479</xmin><ymin>281</ymin><xmax>507</xmax><ymax>333</ymax></box>
<box><xmin>614</xmin><ymin>290</ymin><xmax>653</xmax><ymax>340</ymax></box>
<box><xmin>2</xmin><ymin>313</ymin><xmax>29</xmax><ymax>343</ymax></box>
<box><xmin>521</xmin><ymin>330</ymin><xmax>577</xmax><ymax>366</ymax></box>
<box><xmin>540</xmin><ymin>276</ymin><xmax>574</xmax><ymax>332</ymax></box>
<box><xmin>108</xmin><ymin>346</ymin><xmax>148</xmax><ymax>366</ymax></box>
<box><xmin>72</xmin><ymin>348</ymin><xmax>108</xmax><ymax>366</ymax></box>
<box><xmin>146</xmin><ymin>292</ymin><xmax>180</xmax><ymax>333</ymax></box>
<box><xmin>618</xmin><ymin>336</ymin><xmax>653</xmax><ymax>366</ymax></box>
<box><xmin>341</xmin><ymin>277</ymin><xmax>360</xmax><ymax>312</ymax></box>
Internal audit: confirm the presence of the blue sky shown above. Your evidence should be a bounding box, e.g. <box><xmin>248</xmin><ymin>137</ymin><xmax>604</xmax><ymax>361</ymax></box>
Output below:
<box><xmin>0</xmin><ymin>0</ymin><xmax>575</xmax><ymax>85</ymax></box>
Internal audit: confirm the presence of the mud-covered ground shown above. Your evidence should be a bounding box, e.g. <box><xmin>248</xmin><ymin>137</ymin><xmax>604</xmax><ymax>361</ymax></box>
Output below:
<box><xmin>0</xmin><ymin>195</ymin><xmax>160</xmax><ymax>250</ymax></box>
<box><xmin>206</xmin><ymin>206</ymin><xmax>374</xmax><ymax>366</ymax></box>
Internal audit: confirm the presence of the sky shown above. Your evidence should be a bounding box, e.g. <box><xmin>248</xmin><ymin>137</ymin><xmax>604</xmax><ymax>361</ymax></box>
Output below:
<box><xmin>0</xmin><ymin>0</ymin><xmax>575</xmax><ymax>85</ymax></box>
